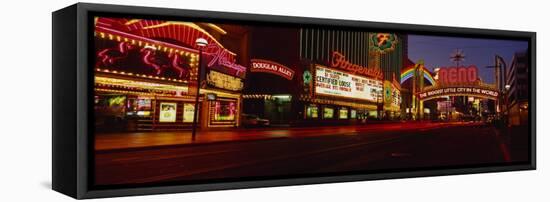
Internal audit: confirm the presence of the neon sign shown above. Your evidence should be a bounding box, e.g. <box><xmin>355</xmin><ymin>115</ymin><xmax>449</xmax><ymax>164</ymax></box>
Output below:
<box><xmin>250</xmin><ymin>59</ymin><xmax>295</xmax><ymax>80</ymax></box>
<box><xmin>331</xmin><ymin>51</ymin><xmax>383</xmax><ymax>79</ymax></box>
<box><xmin>95</xmin><ymin>18</ymin><xmax>246</xmax><ymax>79</ymax></box>
<box><xmin>169</xmin><ymin>52</ymin><xmax>188</xmax><ymax>78</ymax></box>
<box><xmin>400</xmin><ymin>65</ymin><xmax>436</xmax><ymax>86</ymax></box>
<box><xmin>370</xmin><ymin>33</ymin><xmax>398</xmax><ymax>53</ymax></box>
<box><xmin>204</xmin><ymin>43</ymin><xmax>247</xmax><ymax>78</ymax></box>
<box><xmin>206</xmin><ymin>70</ymin><xmax>244</xmax><ymax>91</ymax></box>
<box><xmin>437</xmin><ymin>65</ymin><xmax>478</xmax><ymax>84</ymax></box>
<box><xmin>140</xmin><ymin>46</ymin><xmax>163</xmax><ymax>75</ymax></box>
<box><xmin>419</xmin><ymin>87</ymin><xmax>498</xmax><ymax>101</ymax></box>
<box><xmin>97</xmin><ymin>41</ymin><xmax>191</xmax><ymax>79</ymax></box>
<box><xmin>97</xmin><ymin>41</ymin><xmax>135</xmax><ymax>66</ymax></box>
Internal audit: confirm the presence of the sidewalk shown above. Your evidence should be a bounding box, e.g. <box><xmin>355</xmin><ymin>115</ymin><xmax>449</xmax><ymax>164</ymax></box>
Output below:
<box><xmin>95</xmin><ymin>122</ymin><xmax>472</xmax><ymax>151</ymax></box>
<box><xmin>493</xmin><ymin>125</ymin><xmax>530</xmax><ymax>162</ymax></box>
<box><xmin>95</xmin><ymin>128</ymin><xmax>292</xmax><ymax>151</ymax></box>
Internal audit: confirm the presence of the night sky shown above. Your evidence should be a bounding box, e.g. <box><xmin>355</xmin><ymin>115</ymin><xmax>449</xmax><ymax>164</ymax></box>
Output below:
<box><xmin>408</xmin><ymin>35</ymin><xmax>528</xmax><ymax>84</ymax></box>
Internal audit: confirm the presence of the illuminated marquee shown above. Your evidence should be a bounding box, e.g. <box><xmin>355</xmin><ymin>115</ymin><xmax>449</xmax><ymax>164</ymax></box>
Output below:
<box><xmin>250</xmin><ymin>59</ymin><xmax>295</xmax><ymax>80</ymax></box>
<box><xmin>331</xmin><ymin>51</ymin><xmax>383</xmax><ymax>79</ymax></box>
<box><xmin>418</xmin><ymin>86</ymin><xmax>499</xmax><ymax>101</ymax></box>
<box><xmin>437</xmin><ymin>65</ymin><xmax>478</xmax><ymax>84</ymax></box>
<box><xmin>206</xmin><ymin>70</ymin><xmax>244</xmax><ymax>91</ymax></box>
<box><xmin>315</xmin><ymin>65</ymin><xmax>383</xmax><ymax>102</ymax></box>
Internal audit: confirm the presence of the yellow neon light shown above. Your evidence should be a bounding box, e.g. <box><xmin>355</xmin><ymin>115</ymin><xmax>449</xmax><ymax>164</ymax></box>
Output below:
<box><xmin>95</xmin><ymin>76</ymin><xmax>189</xmax><ymax>92</ymax></box>
<box><xmin>141</xmin><ymin>21</ymin><xmax>235</xmax><ymax>56</ymax></box>
<box><xmin>205</xmin><ymin>23</ymin><xmax>227</xmax><ymax>35</ymax></box>
<box><xmin>124</xmin><ymin>19</ymin><xmax>141</xmax><ymax>25</ymax></box>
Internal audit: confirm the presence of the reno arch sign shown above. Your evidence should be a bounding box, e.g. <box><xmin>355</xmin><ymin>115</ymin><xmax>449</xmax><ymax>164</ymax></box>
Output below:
<box><xmin>437</xmin><ymin>65</ymin><xmax>478</xmax><ymax>84</ymax></box>
<box><xmin>418</xmin><ymin>86</ymin><xmax>499</xmax><ymax>101</ymax></box>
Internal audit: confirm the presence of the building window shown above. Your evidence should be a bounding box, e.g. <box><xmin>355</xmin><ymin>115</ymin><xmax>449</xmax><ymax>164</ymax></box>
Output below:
<box><xmin>159</xmin><ymin>102</ymin><xmax>177</xmax><ymax>123</ymax></box>
<box><xmin>212</xmin><ymin>100</ymin><xmax>237</xmax><ymax>121</ymax></box>
<box><xmin>350</xmin><ymin>109</ymin><xmax>357</xmax><ymax>119</ymax></box>
<box><xmin>306</xmin><ymin>104</ymin><xmax>319</xmax><ymax>119</ymax></box>
<box><xmin>339</xmin><ymin>108</ymin><xmax>349</xmax><ymax>119</ymax></box>
<box><xmin>134</xmin><ymin>98</ymin><xmax>151</xmax><ymax>111</ymax></box>
<box><xmin>323</xmin><ymin>107</ymin><xmax>335</xmax><ymax>119</ymax></box>
<box><xmin>183</xmin><ymin>103</ymin><xmax>197</xmax><ymax>123</ymax></box>
<box><xmin>95</xmin><ymin>95</ymin><xmax>127</xmax><ymax>118</ymax></box>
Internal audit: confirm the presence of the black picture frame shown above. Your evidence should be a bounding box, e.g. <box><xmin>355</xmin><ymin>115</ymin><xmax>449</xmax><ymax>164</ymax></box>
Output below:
<box><xmin>52</xmin><ymin>3</ymin><xmax>536</xmax><ymax>199</ymax></box>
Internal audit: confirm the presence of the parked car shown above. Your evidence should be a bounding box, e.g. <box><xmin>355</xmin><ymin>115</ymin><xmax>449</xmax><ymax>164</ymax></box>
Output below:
<box><xmin>241</xmin><ymin>114</ymin><xmax>270</xmax><ymax>127</ymax></box>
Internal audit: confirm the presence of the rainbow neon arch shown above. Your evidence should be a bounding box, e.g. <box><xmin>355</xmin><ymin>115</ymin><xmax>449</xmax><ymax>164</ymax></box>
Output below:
<box><xmin>400</xmin><ymin>65</ymin><xmax>436</xmax><ymax>86</ymax></box>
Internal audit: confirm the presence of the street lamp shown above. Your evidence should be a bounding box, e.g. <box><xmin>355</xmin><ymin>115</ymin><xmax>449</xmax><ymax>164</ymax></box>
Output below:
<box><xmin>191</xmin><ymin>38</ymin><xmax>208</xmax><ymax>141</ymax></box>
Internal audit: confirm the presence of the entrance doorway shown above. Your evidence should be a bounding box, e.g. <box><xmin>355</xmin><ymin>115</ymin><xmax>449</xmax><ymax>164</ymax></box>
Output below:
<box><xmin>264</xmin><ymin>95</ymin><xmax>292</xmax><ymax>125</ymax></box>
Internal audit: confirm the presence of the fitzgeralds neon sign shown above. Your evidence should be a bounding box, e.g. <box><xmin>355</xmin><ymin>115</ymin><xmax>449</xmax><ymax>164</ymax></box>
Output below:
<box><xmin>250</xmin><ymin>59</ymin><xmax>295</xmax><ymax>80</ymax></box>
<box><xmin>331</xmin><ymin>51</ymin><xmax>383</xmax><ymax>80</ymax></box>
<box><xmin>370</xmin><ymin>33</ymin><xmax>398</xmax><ymax>53</ymax></box>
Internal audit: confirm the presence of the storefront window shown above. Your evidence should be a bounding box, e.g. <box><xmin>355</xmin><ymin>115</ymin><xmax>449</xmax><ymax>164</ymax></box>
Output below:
<box><xmin>339</xmin><ymin>108</ymin><xmax>349</xmax><ymax>119</ymax></box>
<box><xmin>159</xmin><ymin>102</ymin><xmax>177</xmax><ymax>122</ymax></box>
<box><xmin>323</xmin><ymin>107</ymin><xmax>334</xmax><ymax>119</ymax></box>
<box><xmin>350</xmin><ymin>109</ymin><xmax>357</xmax><ymax>119</ymax></box>
<box><xmin>306</xmin><ymin>105</ymin><xmax>319</xmax><ymax>119</ymax></box>
<box><xmin>368</xmin><ymin>110</ymin><xmax>378</xmax><ymax>119</ymax></box>
<box><xmin>137</xmin><ymin>98</ymin><xmax>151</xmax><ymax>111</ymax></box>
<box><xmin>95</xmin><ymin>95</ymin><xmax>126</xmax><ymax>116</ymax></box>
<box><xmin>213</xmin><ymin>100</ymin><xmax>236</xmax><ymax>121</ymax></box>
<box><xmin>123</xmin><ymin>96</ymin><xmax>152</xmax><ymax>117</ymax></box>
<box><xmin>183</xmin><ymin>103</ymin><xmax>196</xmax><ymax>123</ymax></box>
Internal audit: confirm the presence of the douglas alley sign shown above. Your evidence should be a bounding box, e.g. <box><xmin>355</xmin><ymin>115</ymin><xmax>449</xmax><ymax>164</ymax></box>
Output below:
<box><xmin>250</xmin><ymin>59</ymin><xmax>295</xmax><ymax>80</ymax></box>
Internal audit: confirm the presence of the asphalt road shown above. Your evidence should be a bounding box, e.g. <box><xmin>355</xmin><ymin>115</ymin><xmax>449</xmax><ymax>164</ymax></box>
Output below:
<box><xmin>95</xmin><ymin>123</ymin><xmax>526</xmax><ymax>185</ymax></box>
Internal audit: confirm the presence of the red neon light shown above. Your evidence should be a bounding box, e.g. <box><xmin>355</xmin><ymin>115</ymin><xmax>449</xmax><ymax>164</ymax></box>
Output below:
<box><xmin>97</xmin><ymin>42</ymin><xmax>134</xmax><ymax>66</ymax></box>
<box><xmin>250</xmin><ymin>59</ymin><xmax>295</xmax><ymax>80</ymax></box>
<box><xmin>96</xmin><ymin>18</ymin><xmax>247</xmax><ymax>78</ymax></box>
<box><xmin>169</xmin><ymin>52</ymin><xmax>187</xmax><ymax>78</ymax></box>
<box><xmin>96</xmin><ymin>40</ymin><xmax>190</xmax><ymax>79</ymax></box>
<box><xmin>331</xmin><ymin>51</ymin><xmax>383</xmax><ymax>79</ymax></box>
<box><xmin>140</xmin><ymin>47</ymin><xmax>163</xmax><ymax>75</ymax></box>
<box><xmin>437</xmin><ymin>66</ymin><xmax>478</xmax><ymax>84</ymax></box>
<box><xmin>140</xmin><ymin>47</ymin><xmax>192</xmax><ymax>78</ymax></box>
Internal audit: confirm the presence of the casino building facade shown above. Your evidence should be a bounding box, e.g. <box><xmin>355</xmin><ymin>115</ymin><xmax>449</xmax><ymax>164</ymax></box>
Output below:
<box><xmin>93</xmin><ymin>17</ymin><xmax>248</xmax><ymax>132</ymax></box>
<box><xmin>93</xmin><ymin>17</ymin><xmax>407</xmax><ymax>131</ymax></box>
<box><xmin>242</xmin><ymin>28</ymin><xmax>405</xmax><ymax>125</ymax></box>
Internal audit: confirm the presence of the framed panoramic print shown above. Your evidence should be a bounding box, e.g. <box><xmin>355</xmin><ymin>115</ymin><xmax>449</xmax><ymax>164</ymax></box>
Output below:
<box><xmin>52</xmin><ymin>3</ymin><xmax>536</xmax><ymax>199</ymax></box>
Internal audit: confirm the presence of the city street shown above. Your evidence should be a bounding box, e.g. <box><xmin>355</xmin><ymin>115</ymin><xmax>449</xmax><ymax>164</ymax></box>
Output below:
<box><xmin>95</xmin><ymin>122</ymin><xmax>473</xmax><ymax>150</ymax></box>
<box><xmin>89</xmin><ymin>17</ymin><xmax>532</xmax><ymax>188</ymax></box>
<box><xmin>95</xmin><ymin>122</ymin><xmax>528</xmax><ymax>185</ymax></box>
